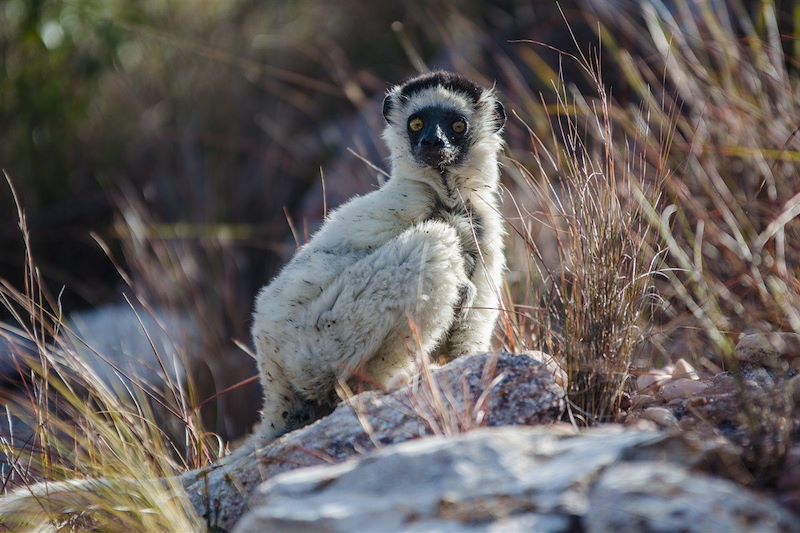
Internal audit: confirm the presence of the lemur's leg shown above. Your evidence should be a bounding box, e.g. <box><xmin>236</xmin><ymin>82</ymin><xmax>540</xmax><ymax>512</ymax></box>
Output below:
<box><xmin>429</xmin><ymin>207</ymin><xmax>498</xmax><ymax>362</ymax></box>
<box><xmin>438</xmin><ymin>214</ymin><xmax>503</xmax><ymax>361</ymax></box>
<box><xmin>257</xmin><ymin>220</ymin><xmax>468</xmax><ymax>437</ymax></box>
<box><xmin>254</xmin><ymin>352</ymin><xmax>305</xmax><ymax>440</ymax></box>
<box><xmin>438</xmin><ymin>269</ymin><xmax>498</xmax><ymax>361</ymax></box>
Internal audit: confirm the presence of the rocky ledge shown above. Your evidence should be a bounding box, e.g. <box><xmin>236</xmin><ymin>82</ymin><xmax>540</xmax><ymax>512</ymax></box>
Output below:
<box><xmin>627</xmin><ymin>333</ymin><xmax>800</xmax><ymax>514</ymax></box>
<box><xmin>183</xmin><ymin>352</ymin><xmax>566</xmax><ymax>530</ymax></box>
<box><xmin>4</xmin><ymin>349</ymin><xmax>797</xmax><ymax>531</ymax></box>
<box><xmin>235</xmin><ymin>425</ymin><xmax>797</xmax><ymax>532</ymax></box>
<box><xmin>191</xmin><ymin>347</ymin><xmax>799</xmax><ymax>532</ymax></box>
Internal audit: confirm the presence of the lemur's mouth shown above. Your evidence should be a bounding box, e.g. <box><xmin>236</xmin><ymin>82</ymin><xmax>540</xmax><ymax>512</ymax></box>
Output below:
<box><xmin>415</xmin><ymin>144</ymin><xmax>459</xmax><ymax>169</ymax></box>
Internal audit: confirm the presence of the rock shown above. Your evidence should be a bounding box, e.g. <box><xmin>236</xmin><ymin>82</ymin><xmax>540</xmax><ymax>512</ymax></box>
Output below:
<box><xmin>67</xmin><ymin>303</ymin><xmax>260</xmax><ymax>442</ymax></box>
<box><xmin>630</xmin><ymin>394</ymin><xmax>656</xmax><ymax>409</ymax></box>
<box><xmin>0</xmin><ymin>353</ymin><xmax>565</xmax><ymax>532</ymax></box>
<box><xmin>0</xmin><ymin>325</ymin><xmax>39</xmax><ymax>461</ymax></box>
<box><xmin>0</xmin><ymin>324</ymin><xmax>39</xmax><ymax>392</ymax></box>
<box><xmin>706</xmin><ymin>372</ymin><xmax>737</xmax><ymax>395</ymax></box>
<box><xmin>236</xmin><ymin>426</ymin><xmax>651</xmax><ymax>532</ymax></box>
<box><xmin>0</xmin><ymin>308</ymin><xmax>196</xmax><ymax>396</ymax></box>
<box><xmin>660</xmin><ymin>378</ymin><xmax>708</xmax><ymax>401</ymax></box>
<box><xmin>404</xmin><ymin>513</ymin><xmax>575</xmax><ymax>532</ymax></box>
<box><xmin>772</xmin><ymin>436</ymin><xmax>800</xmax><ymax>513</ymax></box>
<box><xmin>636</xmin><ymin>371</ymin><xmax>670</xmax><ymax>391</ymax></box>
<box><xmin>641</xmin><ymin>406</ymin><xmax>678</xmax><ymax>427</ymax></box>
<box><xmin>183</xmin><ymin>353</ymin><xmax>566</xmax><ymax>530</ymax></box>
<box><xmin>235</xmin><ymin>425</ymin><xmax>795</xmax><ymax>533</ymax></box>
<box><xmin>780</xmin><ymin>491</ymin><xmax>800</xmax><ymax>517</ymax></box>
<box><xmin>789</xmin><ymin>375</ymin><xmax>800</xmax><ymax>403</ymax></box>
<box><xmin>777</xmin><ymin>446</ymin><xmax>800</xmax><ymax>493</ymax></box>
<box><xmin>588</xmin><ymin>462</ymin><xmax>796</xmax><ymax>533</ymax></box>
<box><xmin>67</xmin><ymin>303</ymin><xmax>198</xmax><ymax>387</ymax></box>
<box><xmin>741</xmin><ymin>364</ymin><xmax>776</xmax><ymax>389</ymax></box>
<box><xmin>523</xmin><ymin>350</ymin><xmax>567</xmax><ymax>387</ymax></box>
<box><xmin>672</xmin><ymin>358</ymin><xmax>699</xmax><ymax>380</ymax></box>
<box><xmin>627</xmin><ymin>364</ymin><xmax>800</xmax><ymax>488</ymax></box>
<box><xmin>735</xmin><ymin>332</ymin><xmax>800</xmax><ymax>369</ymax></box>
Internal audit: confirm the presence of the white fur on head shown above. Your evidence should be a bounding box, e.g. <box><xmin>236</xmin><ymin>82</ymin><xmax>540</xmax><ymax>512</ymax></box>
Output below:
<box><xmin>381</xmin><ymin>72</ymin><xmax>505</xmax><ymax>192</ymax></box>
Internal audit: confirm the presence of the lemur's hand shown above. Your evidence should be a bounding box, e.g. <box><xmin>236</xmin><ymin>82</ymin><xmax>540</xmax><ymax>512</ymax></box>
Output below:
<box><xmin>456</xmin><ymin>279</ymin><xmax>477</xmax><ymax>321</ymax></box>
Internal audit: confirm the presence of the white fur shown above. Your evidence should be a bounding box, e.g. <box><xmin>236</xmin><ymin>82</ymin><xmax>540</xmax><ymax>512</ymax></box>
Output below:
<box><xmin>251</xmin><ymin>77</ymin><xmax>506</xmax><ymax>439</ymax></box>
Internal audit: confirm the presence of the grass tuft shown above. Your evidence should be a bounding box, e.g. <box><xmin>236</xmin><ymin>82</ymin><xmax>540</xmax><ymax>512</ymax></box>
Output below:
<box><xmin>502</xmin><ymin>49</ymin><xmax>660</xmax><ymax>424</ymax></box>
<box><xmin>0</xmin><ymin>174</ymin><xmax>203</xmax><ymax>530</ymax></box>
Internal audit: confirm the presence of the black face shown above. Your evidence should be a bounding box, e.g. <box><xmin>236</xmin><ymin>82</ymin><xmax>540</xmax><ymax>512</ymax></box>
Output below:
<box><xmin>407</xmin><ymin>106</ymin><xmax>470</xmax><ymax>171</ymax></box>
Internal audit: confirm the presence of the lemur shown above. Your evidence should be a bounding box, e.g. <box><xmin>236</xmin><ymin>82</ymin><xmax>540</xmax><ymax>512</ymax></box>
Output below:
<box><xmin>0</xmin><ymin>72</ymin><xmax>506</xmax><ymax>528</ymax></box>
<box><xmin>252</xmin><ymin>71</ymin><xmax>507</xmax><ymax>439</ymax></box>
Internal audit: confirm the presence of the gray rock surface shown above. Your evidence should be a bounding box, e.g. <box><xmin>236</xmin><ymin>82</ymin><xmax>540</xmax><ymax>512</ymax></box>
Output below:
<box><xmin>735</xmin><ymin>332</ymin><xmax>800</xmax><ymax>369</ymax></box>
<box><xmin>589</xmin><ymin>461</ymin><xmax>796</xmax><ymax>533</ymax></box>
<box><xmin>67</xmin><ymin>303</ymin><xmax>198</xmax><ymax>387</ymax></box>
<box><xmin>628</xmin><ymin>359</ymin><xmax>799</xmax><ymax>501</ymax></box>
<box><xmin>67</xmin><ymin>303</ymin><xmax>260</xmax><ymax>440</ymax></box>
<box><xmin>235</xmin><ymin>426</ymin><xmax>799</xmax><ymax>533</ymax></box>
<box><xmin>183</xmin><ymin>353</ymin><xmax>566</xmax><ymax>530</ymax></box>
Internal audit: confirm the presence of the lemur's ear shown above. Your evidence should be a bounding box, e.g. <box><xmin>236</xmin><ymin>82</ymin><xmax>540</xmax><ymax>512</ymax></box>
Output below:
<box><xmin>493</xmin><ymin>100</ymin><xmax>506</xmax><ymax>132</ymax></box>
<box><xmin>382</xmin><ymin>94</ymin><xmax>394</xmax><ymax>124</ymax></box>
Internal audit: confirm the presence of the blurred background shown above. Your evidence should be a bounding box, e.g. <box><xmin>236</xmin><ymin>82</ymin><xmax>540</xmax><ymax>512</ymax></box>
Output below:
<box><xmin>1</xmin><ymin>0</ymin><xmax>799</xmax><ymax>445</ymax></box>
<box><xmin>0</xmin><ymin>1</ymin><xmax>604</xmax><ymax>326</ymax></box>
<box><xmin>0</xmin><ymin>0</ymin><xmax>605</xmax><ymax>441</ymax></box>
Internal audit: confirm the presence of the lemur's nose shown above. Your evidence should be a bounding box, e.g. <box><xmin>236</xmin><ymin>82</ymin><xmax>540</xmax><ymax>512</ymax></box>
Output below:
<box><xmin>421</xmin><ymin>137</ymin><xmax>444</xmax><ymax>148</ymax></box>
<box><xmin>420</xmin><ymin>127</ymin><xmax>446</xmax><ymax>148</ymax></box>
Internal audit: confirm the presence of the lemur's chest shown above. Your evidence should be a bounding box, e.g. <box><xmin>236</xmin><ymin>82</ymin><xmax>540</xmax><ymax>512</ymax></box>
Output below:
<box><xmin>427</xmin><ymin>183</ymin><xmax>501</xmax><ymax>238</ymax></box>
<box><xmin>429</xmin><ymin>197</ymin><xmax>483</xmax><ymax>242</ymax></box>
<box><xmin>425</xmin><ymin>189</ymin><xmax>500</xmax><ymax>278</ymax></box>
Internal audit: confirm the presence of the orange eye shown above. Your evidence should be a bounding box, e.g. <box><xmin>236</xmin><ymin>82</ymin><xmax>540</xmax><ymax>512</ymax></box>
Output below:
<box><xmin>409</xmin><ymin>117</ymin><xmax>424</xmax><ymax>132</ymax></box>
<box><xmin>452</xmin><ymin>120</ymin><xmax>466</xmax><ymax>134</ymax></box>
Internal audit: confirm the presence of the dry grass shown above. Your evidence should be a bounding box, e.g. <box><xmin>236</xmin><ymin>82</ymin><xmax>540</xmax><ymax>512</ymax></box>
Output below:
<box><xmin>0</xmin><ymin>174</ymin><xmax>203</xmax><ymax>530</ymax></box>
<box><xmin>599</xmin><ymin>0</ymin><xmax>800</xmax><ymax>363</ymax></box>
<box><xmin>497</xmin><ymin>1</ymin><xmax>799</xmax><ymax>431</ymax></box>
<box><xmin>592</xmin><ymin>0</ymin><xmax>800</xmax><ymax>483</ymax></box>
<box><xmin>500</xmin><ymin>51</ymin><xmax>660</xmax><ymax>424</ymax></box>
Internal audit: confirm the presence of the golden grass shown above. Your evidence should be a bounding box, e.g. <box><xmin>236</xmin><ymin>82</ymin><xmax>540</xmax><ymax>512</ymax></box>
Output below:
<box><xmin>1</xmin><ymin>174</ymin><xmax>204</xmax><ymax>530</ymax></box>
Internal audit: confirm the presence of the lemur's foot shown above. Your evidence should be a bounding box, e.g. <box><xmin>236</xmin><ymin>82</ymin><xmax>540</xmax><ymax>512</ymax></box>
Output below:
<box><xmin>384</xmin><ymin>367</ymin><xmax>416</xmax><ymax>390</ymax></box>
